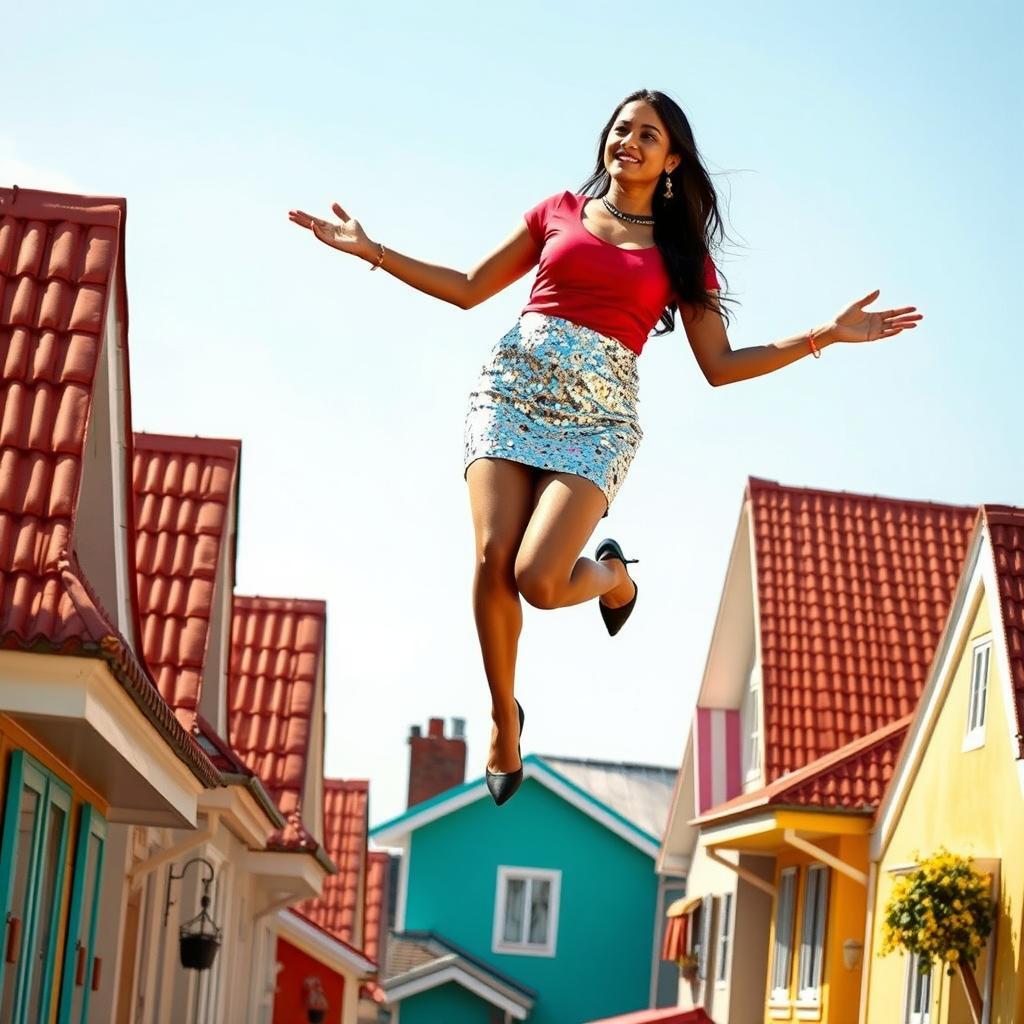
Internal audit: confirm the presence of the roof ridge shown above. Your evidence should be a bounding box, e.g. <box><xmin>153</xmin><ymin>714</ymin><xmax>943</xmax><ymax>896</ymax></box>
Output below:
<box><xmin>747</xmin><ymin>475</ymin><xmax>978</xmax><ymax>514</ymax></box>
<box><xmin>233</xmin><ymin>594</ymin><xmax>328</xmax><ymax>614</ymax></box>
<box><xmin>133</xmin><ymin>432</ymin><xmax>242</xmax><ymax>457</ymax></box>
<box><xmin>536</xmin><ymin>753</ymin><xmax>677</xmax><ymax>773</ymax></box>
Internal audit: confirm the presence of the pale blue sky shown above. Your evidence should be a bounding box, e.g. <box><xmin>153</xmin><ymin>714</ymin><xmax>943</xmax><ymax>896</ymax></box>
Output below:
<box><xmin>4</xmin><ymin>0</ymin><xmax>1020</xmax><ymax>825</ymax></box>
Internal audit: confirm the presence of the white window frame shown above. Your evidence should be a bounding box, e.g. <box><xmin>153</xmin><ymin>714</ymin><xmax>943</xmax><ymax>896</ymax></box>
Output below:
<box><xmin>492</xmin><ymin>866</ymin><xmax>561</xmax><ymax>958</ymax></box>
<box><xmin>963</xmin><ymin>638</ymin><xmax>992</xmax><ymax>751</ymax></box>
<box><xmin>902</xmin><ymin>953</ymin><xmax>933</xmax><ymax>1024</ymax></box>
<box><xmin>695</xmin><ymin>893</ymin><xmax>714</xmax><ymax>982</ymax></box>
<box><xmin>795</xmin><ymin>865</ymin><xmax>830</xmax><ymax>1008</ymax></box>
<box><xmin>769</xmin><ymin>867</ymin><xmax>798</xmax><ymax>1008</ymax></box>
<box><xmin>715</xmin><ymin>892</ymin><xmax>733</xmax><ymax>985</ymax></box>
<box><xmin>742</xmin><ymin>658</ymin><xmax>763</xmax><ymax>783</ymax></box>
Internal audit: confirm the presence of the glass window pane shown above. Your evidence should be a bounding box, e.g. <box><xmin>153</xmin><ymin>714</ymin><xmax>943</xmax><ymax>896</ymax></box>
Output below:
<box><xmin>502</xmin><ymin>879</ymin><xmax>525</xmax><ymax>943</ymax></box>
<box><xmin>26</xmin><ymin>801</ymin><xmax>67</xmax><ymax>1010</ymax></box>
<box><xmin>0</xmin><ymin>782</ymin><xmax>41</xmax><ymax>1015</ymax></box>
<box><xmin>0</xmin><ymin>785</ymin><xmax>40</xmax><ymax>1020</ymax></box>
<box><xmin>528</xmin><ymin>880</ymin><xmax>550</xmax><ymax>945</ymax></box>
<box><xmin>771</xmin><ymin>871</ymin><xmax>795</xmax><ymax>993</ymax></box>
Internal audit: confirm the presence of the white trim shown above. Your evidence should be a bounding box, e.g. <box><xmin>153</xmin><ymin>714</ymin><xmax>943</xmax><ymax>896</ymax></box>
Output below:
<box><xmin>963</xmin><ymin>638</ymin><xmax>992</xmax><ymax>751</ymax></box>
<box><xmin>198</xmin><ymin>784</ymin><xmax>276</xmax><ymax>849</ymax></box>
<box><xmin>395</xmin><ymin>842</ymin><xmax>410</xmax><ymax>932</ymax></box>
<box><xmin>244</xmin><ymin>849</ymin><xmax>326</xmax><ymax>902</ymax></box>
<box><xmin>0</xmin><ymin>650</ymin><xmax>202</xmax><ymax>825</ymax></box>
<box><xmin>385</xmin><ymin>963</ymin><xmax>530</xmax><ymax>1019</ymax></box>
<box><xmin>274</xmin><ymin>909</ymin><xmax>377</xmax><ymax>976</ymax></box>
<box><xmin>373</xmin><ymin>760</ymin><xmax>659</xmax><ymax>857</ymax></box>
<box><xmin>783</xmin><ymin>830</ymin><xmax>868</xmax><ymax>886</ymax></box>
<box><xmin>492</xmin><ymin>865</ymin><xmax>561</xmax><ymax>957</ymax></box>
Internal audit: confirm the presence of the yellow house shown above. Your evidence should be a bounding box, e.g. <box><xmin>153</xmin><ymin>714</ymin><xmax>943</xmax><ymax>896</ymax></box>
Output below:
<box><xmin>862</xmin><ymin>505</ymin><xmax>1024</xmax><ymax>1024</ymax></box>
<box><xmin>692</xmin><ymin>716</ymin><xmax>909</xmax><ymax>1024</ymax></box>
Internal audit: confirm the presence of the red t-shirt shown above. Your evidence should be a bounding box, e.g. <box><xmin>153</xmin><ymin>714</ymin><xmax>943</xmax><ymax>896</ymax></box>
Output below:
<box><xmin>520</xmin><ymin>189</ymin><xmax>719</xmax><ymax>356</ymax></box>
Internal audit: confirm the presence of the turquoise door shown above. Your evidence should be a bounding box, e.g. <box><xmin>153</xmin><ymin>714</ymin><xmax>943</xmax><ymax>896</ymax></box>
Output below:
<box><xmin>57</xmin><ymin>804</ymin><xmax>106</xmax><ymax>1024</ymax></box>
<box><xmin>0</xmin><ymin>750</ymin><xmax>73</xmax><ymax>1024</ymax></box>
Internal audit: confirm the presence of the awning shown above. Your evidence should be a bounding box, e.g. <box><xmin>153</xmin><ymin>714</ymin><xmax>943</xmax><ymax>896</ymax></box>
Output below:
<box><xmin>585</xmin><ymin>1007</ymin><xmax>713</xmax><ymax>1024</ymax></box>
<box><xmin>662</xmin><ymin>894</ymin><xmax>701</xmax><ymax>962</ymax></box>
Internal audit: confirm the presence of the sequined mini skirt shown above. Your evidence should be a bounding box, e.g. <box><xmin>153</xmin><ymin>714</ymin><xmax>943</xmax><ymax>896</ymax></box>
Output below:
<box><xmin>463</xmin><ymin>312</ymin><xmax>643</xmax><ymax>511</ymax></box>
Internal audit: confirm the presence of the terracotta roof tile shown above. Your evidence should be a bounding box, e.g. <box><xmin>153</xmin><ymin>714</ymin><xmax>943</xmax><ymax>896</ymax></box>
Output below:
<box><xmin>132</xmin><ymin>433</ymin><xmax>240</xmax><ymax>726</ymax></box>
<box><xmin>363</xmin><ymin>851</ymin><xmax>390</xmax><ymax>963</ymax></box>
<box><xmin>228</xmin><ymin>594</ymin><xmax>326</xmax><ymax>841</ymax></box>
<box><xmin>299</xmin><ymin>779</ymin><xmax>369</xmax><ymax>947</ymax></box>
<box><xmin>0</xmin><ymin>186</ymin><xmax>217</xmax><ymax>786</ymax></box>
<box><xmin>749</xmin><ymin>478</ymin><xmax>976</xmax><ymax>781</ymax></box>
<box><xmin>694</xmin><ymin>716</ymin><xmax>911</xmax><ymax>825</ymax></box>
<box><xmin>982</xmin><ymin>506</ymin><xmax>1024</xmax><ymax>758</ymax></box>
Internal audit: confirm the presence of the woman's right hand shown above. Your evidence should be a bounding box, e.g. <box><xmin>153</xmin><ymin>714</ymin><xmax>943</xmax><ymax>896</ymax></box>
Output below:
<box><xmin>288</xmin><ymin>202</ymin><xmax>374</xmax><ymax>260</ymax></box>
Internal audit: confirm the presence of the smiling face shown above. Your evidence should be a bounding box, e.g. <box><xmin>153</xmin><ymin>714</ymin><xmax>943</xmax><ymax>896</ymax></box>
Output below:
<box><xmin>604</xmin><ymin>100</ymin><xmax>679</xmax><ymax>187</ymax></box>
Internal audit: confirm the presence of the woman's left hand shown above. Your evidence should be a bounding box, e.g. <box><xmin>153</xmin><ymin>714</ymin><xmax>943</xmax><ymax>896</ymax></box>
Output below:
<box><xmin>829</xmin><ymin>289</ymin><xmax>923</xmax><ymax>344</ymax></box>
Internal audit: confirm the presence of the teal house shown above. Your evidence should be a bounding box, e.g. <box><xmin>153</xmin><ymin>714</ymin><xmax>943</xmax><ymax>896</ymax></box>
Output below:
<box><xmin>370</xmin><ymin>753</ymin><xmax>677</xmax><ymax>1024</ymax></box>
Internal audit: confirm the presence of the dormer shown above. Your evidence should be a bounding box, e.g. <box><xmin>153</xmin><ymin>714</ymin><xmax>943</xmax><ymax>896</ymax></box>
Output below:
<box><xmin>132</xmin><ymin>433</ymin><xmax>241</xmax><ymax>732</ymax></box>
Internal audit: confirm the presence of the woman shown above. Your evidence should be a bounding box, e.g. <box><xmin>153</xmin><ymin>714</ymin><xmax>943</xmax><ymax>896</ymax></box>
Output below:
<box><xmin>289</xmin><ymin>89</ymin><xmax>921</xmax><ymax>807</ymax></box>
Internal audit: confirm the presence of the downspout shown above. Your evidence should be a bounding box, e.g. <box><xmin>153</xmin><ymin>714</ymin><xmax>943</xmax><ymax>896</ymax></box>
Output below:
<box><xmin>126</xmin><ymin>812</ymin><xmax>221</xmax><ymax>888</ymax></box>
<box><xmin>706</xmin><ymin>848</ymin><xmax>776</xmax><ymax>898</ymax></box>
<box><xmin>782</xmin><ymin>829</ymin><xmax>868</xmax><ymax>886</ymax></box>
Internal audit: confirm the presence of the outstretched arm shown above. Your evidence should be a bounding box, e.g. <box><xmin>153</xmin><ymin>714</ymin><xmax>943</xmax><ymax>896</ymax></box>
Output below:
<box><xmin>684</xmin><ymin>288</ymin><xmax>922</xmax><ymax>387</ymax></box>
<box><xmin>289</xmin><ymin>202</ymin><xmax>540</xmax><ymax>310</ymax></box>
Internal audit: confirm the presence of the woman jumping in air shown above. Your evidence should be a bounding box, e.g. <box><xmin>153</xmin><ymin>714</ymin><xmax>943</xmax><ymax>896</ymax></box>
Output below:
<box><xmin>289</xmin><ymin>88</ymin><xmax>921</xmax><ymax>806</ymax></box>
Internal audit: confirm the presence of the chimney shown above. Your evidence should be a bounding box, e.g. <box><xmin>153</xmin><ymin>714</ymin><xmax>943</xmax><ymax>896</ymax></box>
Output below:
<box><xmin>407</xmin><ymin>716</ymin><xmax>467</xmax><ymax>808</ymax></box>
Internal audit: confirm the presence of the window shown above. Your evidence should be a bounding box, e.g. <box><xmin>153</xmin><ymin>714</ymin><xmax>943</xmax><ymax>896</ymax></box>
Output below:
<box><xmin>492</xmin><ymin>867</ymin><xmax>560</xmax><ymax>957</ymax></box>
<box><xmin>742</xmin><ymin>659</ymin><xmax>762</xmax><ymax>782</ymax></box>
<box><xmin>964</xmin><ymin>640</ymin><xmax>991</xmax><ymax>749</ymax></box>
<box><xmin>904</xmin><ymin>953</ymin><xmax>932</xmax><ymax>1024</ymax></box>
<box><xmin>0</xmin><ymin>751</ymin><xmax>73</xmax><ymax>1024</ymax></box>
<box><xmin>797</xmin><ymin>865</ymin><xmax>830</xmax><ymax>1003</ymax></box>
<box><xmin>695</xmin><ymin>893</ymin><xmax>714</xmax><ymax>981</ymax></box>
<box><xmin>57</xmin><ymin>804</ymin><xmax>107</xmax><ymax>1024</ymax></box>
<box><xmin>715</xmin><ymin>893</ymin><xmax>733</xmax><ymax>983</ymax></box>
<box><xmin>770</xmin><ymin>868</ymin><xmax>798</xmax><ymax>1002</ymax></box>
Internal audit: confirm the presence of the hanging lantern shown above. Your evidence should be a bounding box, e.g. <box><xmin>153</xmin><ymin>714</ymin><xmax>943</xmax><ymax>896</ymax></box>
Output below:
<box><xmin>166</xmin><ymin>857</ymin><xmax>222</xmax><ymax>971</ymax></box>
<box><xmin>303</xmin><ymin>975</ymin><xmax>329</xmax><ymax>1022</ymax></box>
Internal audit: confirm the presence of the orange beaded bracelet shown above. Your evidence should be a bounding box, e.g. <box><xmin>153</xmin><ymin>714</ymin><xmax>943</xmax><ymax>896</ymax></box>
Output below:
<box><xmin>807</xmin><ymin>328</ymin><xmax>822</xmax><ymax>359</ymax></box>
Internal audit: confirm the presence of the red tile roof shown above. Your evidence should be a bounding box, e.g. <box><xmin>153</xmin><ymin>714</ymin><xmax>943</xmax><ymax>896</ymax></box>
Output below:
<box><xmin>299</xmin><ymin>779</ymin><xmax>369</xmax><ymax>946</ymax></box>
<box><xmin>0</xmin><ymin>186</ymin><xmax>217</xmax><ymax>786</ymax></box>
<box><xmin>133</xmin><ymin>433</ymin><xmax>240</xmax><ymax>728</ymax></box>
<box><xmin>749</xmin><ymin>477</ymin><xmax>976</xmax><ymax>781</ymax></box>
<box><xmin>693</xmin><ymin>715</ymin><xmax>911</xmax><ymax>826</ymax></box>
<box><xmin>363</xmin><ymin>851</ymin><xmax>391</xmax><ymax>964</ymax></box>
<box><xmin>228</xmin><ymin>595</ymin><xmax>326</xmax><ymax>849</ymax></box>
<box><xmin>983</xmin><ymin>505</ymin><xmax>1024</xmax><ymax>758</ymax></box>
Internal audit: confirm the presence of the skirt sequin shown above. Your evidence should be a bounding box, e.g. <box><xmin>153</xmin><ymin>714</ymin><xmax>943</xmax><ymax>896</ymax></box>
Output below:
<box><xmin>463</xmin><ymin>312</ymin><xmax>642</xmax><ymax>511</ymax></box>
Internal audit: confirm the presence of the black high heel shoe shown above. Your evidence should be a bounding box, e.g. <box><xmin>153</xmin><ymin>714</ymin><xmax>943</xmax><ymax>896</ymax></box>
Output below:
<box><xmin>486</xmin><ymin>700</ymin><xmax>525</xmax><ymax>807</ymax></box>
<box><xmin>595</xmin><ymin>537</ymin><xmax>639</xmax><ymax>637</ymax></box>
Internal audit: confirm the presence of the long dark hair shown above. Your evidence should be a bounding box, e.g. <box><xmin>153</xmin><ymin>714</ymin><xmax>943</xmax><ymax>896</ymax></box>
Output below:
<box><xmin>578</xmin><ymin>89</ymin><xmax>737</xmax><ymax>334</ymax></box>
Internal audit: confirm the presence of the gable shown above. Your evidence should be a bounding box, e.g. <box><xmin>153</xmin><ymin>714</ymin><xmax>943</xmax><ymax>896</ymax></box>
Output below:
<box><xmin>874</xmin><ymin>519</ymin><xmax>1024</xmax><ymax>859</ymax></box>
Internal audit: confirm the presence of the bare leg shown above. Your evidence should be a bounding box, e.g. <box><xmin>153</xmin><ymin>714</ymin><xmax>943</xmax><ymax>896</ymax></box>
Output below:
<box><xmin>466</xmin><ymin>458</ymin><xmax>537</xmax><ymax>774</ymax></box>
<box><xmin>514</xmin><ymin>472</ymin><xmax>636</xmax><ymax>611</ymax></box>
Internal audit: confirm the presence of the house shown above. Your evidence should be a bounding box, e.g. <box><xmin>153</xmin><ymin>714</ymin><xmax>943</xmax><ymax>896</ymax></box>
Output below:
<box><xmin>371</xmin><ymin>716</ymin><xmax>678</xmax><ymax>1024</ymax></box>
<box><xmin>656</xmin><ymin>478</ymin><xmax>976</xmax><ymax>1023</ymax></box>
<box><xmin>0</xmin><ymin>187</ymin><xmax>220</xmax><ymax>1022</ymax></box>
<box><xmin>862</xmin><ymin>505</ymin><xmax>1024</xmax><ymax>1024</ymax></box>
<box><xmin>274</xmin><ymin>778</ymin><xmax>379</xmax><ymax>1024</ymax></box>
<box><xmin>115</xmin><ymin>431</ymin><xmax>336</xmax><ymax>1023</ymax></box>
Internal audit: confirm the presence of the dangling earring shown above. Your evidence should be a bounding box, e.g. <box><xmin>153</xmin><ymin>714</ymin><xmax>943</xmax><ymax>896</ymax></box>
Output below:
<box><xmin>663</xmin><ymin>172</ymin><xmax>674</xmax><ymax>200</ymax></box>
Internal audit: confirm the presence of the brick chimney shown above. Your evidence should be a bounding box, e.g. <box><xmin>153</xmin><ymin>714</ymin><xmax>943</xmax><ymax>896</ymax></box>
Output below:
<box><xmin>407</xmin><ymin>717</ymin><xmax>467</xmax><ymax>808</ymax></box>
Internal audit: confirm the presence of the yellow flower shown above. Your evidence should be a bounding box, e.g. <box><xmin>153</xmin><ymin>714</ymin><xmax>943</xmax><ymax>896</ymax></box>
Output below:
<box><xmin>946</xmin><ymin>949</ymin><xmax>959</xmax><ymax>962</ymax></box>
